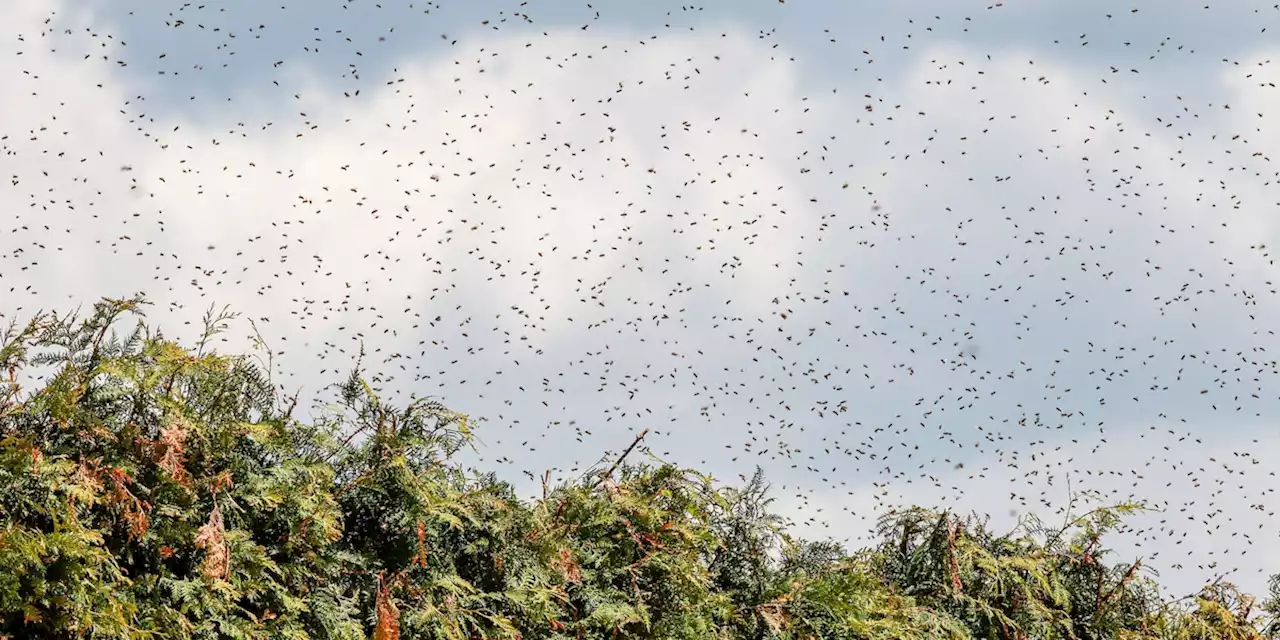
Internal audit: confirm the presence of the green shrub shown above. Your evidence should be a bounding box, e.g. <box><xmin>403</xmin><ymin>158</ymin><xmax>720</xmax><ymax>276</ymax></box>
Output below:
<box><xmin>0</xmin><ymin>296</ymin><xmax>1273</xmax><ymax>639</ymax></box>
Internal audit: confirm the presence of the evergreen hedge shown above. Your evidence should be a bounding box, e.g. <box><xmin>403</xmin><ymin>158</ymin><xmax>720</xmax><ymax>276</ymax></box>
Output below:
<box><xmin>0</xmin><ymin>295</ymin><xmax>1276</xmax><ymax>639</ymax></box>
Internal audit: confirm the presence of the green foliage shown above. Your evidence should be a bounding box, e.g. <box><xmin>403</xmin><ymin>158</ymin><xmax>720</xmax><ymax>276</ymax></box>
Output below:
<box><xmin>0</xmin><ymin>296</ymin><xmax>1274</xmax><ymax>639</ymax></box>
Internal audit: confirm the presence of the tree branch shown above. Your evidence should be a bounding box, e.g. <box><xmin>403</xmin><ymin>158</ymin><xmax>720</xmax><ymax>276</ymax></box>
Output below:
<box><xmin>590</xmin><ymin>428</ymin><xmax>650</xmax><ymax>490</ymax></box>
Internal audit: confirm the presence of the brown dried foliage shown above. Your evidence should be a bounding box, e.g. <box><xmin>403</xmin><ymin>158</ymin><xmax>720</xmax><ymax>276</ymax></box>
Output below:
<box><xmin>758</xmin><ymin>603</ymin><xmax>790</xmax><ymax>634</ymax></box>
<box><xmin>210</xmin><ymin>469</ymin><xmax>234</xmax><ymax>494</ymax></box>
<box><xmin>194</xmin><ymin>502</ymin><xmax>230</xmax><ymax>581</ymax></box>
<box><xmin>413</xmin><ymin>520</ymin><xmax>429</xmax><ymax>568</ymax></box>
<box><xmin>105</xmin><ymin>466</ymin><xmax>150</xmax><ymax>541</ymax></box>
<box><xmin>373</xmin><ymin>573</ymin><xmax>401</xmax><ymax>640</ymax></box>
<box><xmin>947</xmin><ymin>516</ymin><xmax>963</xmax><ymax>596</ymax></box>
<box><xmin>552</xmin><ymin>547</ymin><xmax>582</xmax><ymax>585</ymax></box>
<box><xmin>153</xmin><ymin>422</ymin><xmax>191</xmax><ymax>488</ymax></box>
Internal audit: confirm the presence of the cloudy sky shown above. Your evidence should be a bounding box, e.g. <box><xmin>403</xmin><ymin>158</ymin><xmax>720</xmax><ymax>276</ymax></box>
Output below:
<box><xmin>3</xmin><ymin>0</ymin><xmax>1280</xmax><ymax>596</ymax></box>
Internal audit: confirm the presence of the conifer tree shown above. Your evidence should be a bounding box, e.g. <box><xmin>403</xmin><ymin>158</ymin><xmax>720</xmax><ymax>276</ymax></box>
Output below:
<box><xmin>0</xmin><ymin>296</ymin><xmax>1273</xmax><ymax>639</ymax></box>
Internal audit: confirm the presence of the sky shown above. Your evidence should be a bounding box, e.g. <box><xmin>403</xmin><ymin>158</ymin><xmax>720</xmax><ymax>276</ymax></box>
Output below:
<box><xmin>3</xmin><ymin>0</ymin><xmax>1280</xmax><ymax>597</ymax></box>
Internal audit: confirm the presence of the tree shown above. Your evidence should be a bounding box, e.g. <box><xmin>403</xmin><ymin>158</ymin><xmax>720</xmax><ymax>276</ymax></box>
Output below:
<box><xmin>0</xmin><ymin>296</ymin><xmax>1272</xmax><ymax>639</ymax></box>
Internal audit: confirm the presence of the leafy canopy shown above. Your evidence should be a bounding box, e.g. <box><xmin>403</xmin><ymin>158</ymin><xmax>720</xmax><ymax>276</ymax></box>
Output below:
<box><xmin>0</xmin><ymin>295</ymin><xmax>1276</xmax><ymax>639</ymax></box>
